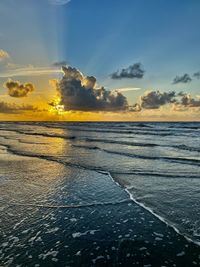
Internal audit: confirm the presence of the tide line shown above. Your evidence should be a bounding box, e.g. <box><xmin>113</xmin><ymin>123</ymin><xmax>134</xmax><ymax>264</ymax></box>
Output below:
<box><xmin>106</xmin><ymin>170</ymin><xmax>200</xmax><ymax>247</ymax></box>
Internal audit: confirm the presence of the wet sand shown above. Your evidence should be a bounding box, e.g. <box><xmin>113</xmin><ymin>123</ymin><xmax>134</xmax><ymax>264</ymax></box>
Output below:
<box><xmin>0</xmin><ymin>152</ymin><xmax>200</xmax><ymax>266</ymax></box>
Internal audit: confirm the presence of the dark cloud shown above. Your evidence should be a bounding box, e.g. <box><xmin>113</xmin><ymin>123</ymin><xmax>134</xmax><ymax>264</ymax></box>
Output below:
<box><xmin>172</xmin><ymin>73</ymin><xmax>192</xmax><ymax>84</ymax></box>
<box><xmin>0</xmin><ymin>102</ymin><xmax>40</xmax><ymax>114</ymax></box>
<box><xmin>139</xmin><ymin>90</ymin><xmax>200</xmax><ymax>111</ymax></box>
<box><xmin>193</xmin><ymin>71</ymin><xmax>200</xmax><ymax>79</ymax></box>
<box><xmin>53</xmin><ymin>66</ymin><xmax>128</xmax><ymax>111</ymax></box>
<box><xmin>4</xmin><ymin>79</ymin><xmax>35</xmax><ymax>97</ymax></box>
<box><xmin>50</xmin><ymin>65</ymin><xmax>200</xmax><ymax>113</ymax></box>
<box><xmin>52</xmin><ymin>61</ymin><xmax>68</xmax><ymax>67</ymax></box>
<box><xmin>111</xmin><ymin>63</ymin><xmax>145</xmax><ymax>79</ymax></box>
<box><xmin>178</xmin><ymin>93</ymin><xmax>200</xmax><ymax>107</ymax></box>
<box><xmin>140</xmin><ymin>91</ymin><xmax>176</xmax><ymax>109</ymax></box>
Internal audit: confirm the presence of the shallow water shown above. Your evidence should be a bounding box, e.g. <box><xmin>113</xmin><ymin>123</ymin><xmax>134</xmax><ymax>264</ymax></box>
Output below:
<box><xmin>1</xmin><ymin>122</ymin><xmax>200</xmax><ymax>266</ymax></box>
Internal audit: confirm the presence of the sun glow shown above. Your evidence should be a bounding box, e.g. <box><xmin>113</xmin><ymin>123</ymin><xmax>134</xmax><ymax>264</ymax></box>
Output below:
<box><xmin>49</xmin><ymin>97</ymin><xmax>65</xmax><ymax>115</ymax></box>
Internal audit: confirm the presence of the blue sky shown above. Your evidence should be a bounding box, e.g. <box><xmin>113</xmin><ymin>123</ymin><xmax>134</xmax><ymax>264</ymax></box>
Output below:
<box><xmin>0</xmin><ymin>0</ymin><xmax>200</xmax><ymax>120</ymax></box>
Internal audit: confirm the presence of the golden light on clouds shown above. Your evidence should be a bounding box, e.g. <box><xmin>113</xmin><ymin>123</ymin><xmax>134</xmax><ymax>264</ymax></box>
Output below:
<box><xmin>1</xmin><ymin>64</ymin><xmax>200</xmax><ymax>121</ymax></box>
<box><xmin>49</xmin><ymin>96</ymin><xmax>65</xmax><ymax>115</ymax></box>
<box><xmin>0</xmin><ymin>49</ymin><xmax>9</xmax><ymax>61</ymax></box>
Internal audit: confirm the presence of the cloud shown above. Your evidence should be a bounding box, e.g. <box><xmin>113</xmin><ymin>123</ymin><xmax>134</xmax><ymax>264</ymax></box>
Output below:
<box><xmin>172</xmin><ymin>73</ymin><xmax>192</xmax><ymax>84</ymax></box>
<box><xmin>49</xmin><ymin>0</ymin><xmax>71</xmax><ymax>5</ymax></box>
<box><xmin>129</xmin><ymin>103</ymin><xmax>142</xmax><ymax>112</ymax></box>
<box><xmin>193</xmin><ymin>71</ymin><xmax>200</xmax><ymax>79</ymax></box>
<box><xmin>4</xmin><ymin>79</ymin><xmax>35</xmax><ymax>97</ymax></box>
<box><xmin>138</xmin><ymin>90</ymin><xmax>200</xmax><ymax>111</ymax></box>
<box><xmin>0</xmin><ymin>49</ymin><xmax>9</xmax><ymax>62</ymax></box>
<box><xmin>0</xmin><ymin>102</ymin><xmax>40</xmax><ymax>114</ymax></box>
<box><xmin>178</xmin><ymin>93</ymin><xmax>200</xmax><ymax>108</ymax></box>
<box><xmin>111</xmin><ymin>63</ymin><xmax>145</xmax><ymax>79</ymax></box>
<box><xmin>51</xmin><ymin>66</ymin><xmax>200</xmax><ymax>114</ymax></box>
<box><xmin>52</xmin><ymin>66</ymin><xmax>129</xmax><ymax>111</ymax></box>
<box><xmin>52</xmin><ymin>61</ymin><xmax>68</xmax><ymax>67</ymax></box>
<box><xmin>114</xmin><ymin>87</ymin><xmax>141</xmax><ymax>93</ymax></box>
<box><xmin>140</xmin><ymin>90</ymin><xmax>176</xmax><ymax>109</ymax></box>
<box><xmin>0</xmin><ymin>66</ymin><xmax>62</xmax><ymax>78</ymax></box>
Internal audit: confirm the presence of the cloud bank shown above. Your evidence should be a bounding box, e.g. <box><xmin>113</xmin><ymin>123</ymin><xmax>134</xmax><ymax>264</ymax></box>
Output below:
<box><xmin>50</xmin><ymin>65</ymin><xmax>200</xmax><ymax>114</ymax></box>
<box><xmin>141</xmin><ymin>91</ymin><xmax>176</xmax><ymax>109</ymax></box>
<box><xmin>138</xmin><ymin>90</ymin><xmax>200</xmax><ymax>111</ymax></box>
<box><xmin>0</xmin><ymin>102</ymin><xmax>40</xmax><ymax>114</ymax></box>
<box><xmin>111</xmin><ymin>63</ymin><xmax>145</xmax><ymax>79</ymax></box>
<box><xmin>178</xmin><ymin>93</ymin><xmax>200</xmax><ymax>108</ymax></box>
<box><xmin>53</xmin><ymin>66</ymin><xmax>129</xmax><ymax>111</ymax></box>
<box><xmin>4</xmin><ymin>79</ymin><xmax>35</xmax><ymax>97</ymax></box>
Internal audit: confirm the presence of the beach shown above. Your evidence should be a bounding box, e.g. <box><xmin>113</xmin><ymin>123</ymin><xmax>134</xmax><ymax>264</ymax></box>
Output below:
<box><xmin>0</xmin><ymin>122</ymin><xmax>200</xmax><ymax>266</ymax></box>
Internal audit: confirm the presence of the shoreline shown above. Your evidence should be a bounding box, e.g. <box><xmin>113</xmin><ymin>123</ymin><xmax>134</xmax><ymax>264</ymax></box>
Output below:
<box><xmin>1</xmin><ymin>122</ymin><xmax>200</xmax><ymax>266</ymax></box>
<box><xmin>107</xmin><ymin>170</ymin><xmax>200</xmax><ymax>247</ymax></box>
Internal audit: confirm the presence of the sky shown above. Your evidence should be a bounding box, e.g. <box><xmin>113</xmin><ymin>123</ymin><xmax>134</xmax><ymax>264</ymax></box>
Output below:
<box><xmin>0</xmin><ymin>0</ymin><xmax>200</xmax><ymax>121</ymax></box>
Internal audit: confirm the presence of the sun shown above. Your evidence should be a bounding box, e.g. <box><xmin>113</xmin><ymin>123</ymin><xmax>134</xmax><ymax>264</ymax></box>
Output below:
<box><xmin>49</xmin><ymin>96</ymin><xmax>65</xmax><ymax>115</ymax></box>
<box><xmin>55</xmin><ymin>104</ymin><xmax>65</xmax><ymax>114</ymax></box>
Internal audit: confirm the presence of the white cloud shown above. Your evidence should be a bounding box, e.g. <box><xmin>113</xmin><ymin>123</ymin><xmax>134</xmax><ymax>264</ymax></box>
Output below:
<box><xmin>0</xmin><ymin>49</ymin><xmax>10</xmax><ymax>61</ymax></box>
<box><xmin>49</xmin><ymin>0</ymin><xmax>71</xmax><ymax>6</ymax></box>
<box><xmin>0</xmin><ymin>66</ymin><xmax>62</xmax><ymax>78</ymax></box>
<box><xmin>114</xmin><ymin>87</ymin><xmax>141</xmax><ymax>93</ymax></box>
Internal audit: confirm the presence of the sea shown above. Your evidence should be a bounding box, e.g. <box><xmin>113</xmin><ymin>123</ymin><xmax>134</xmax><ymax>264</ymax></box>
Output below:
<box><xmin>0</xmin><ymin>121</ymin><xmax>200</xmax><ymax>266</ymax></box>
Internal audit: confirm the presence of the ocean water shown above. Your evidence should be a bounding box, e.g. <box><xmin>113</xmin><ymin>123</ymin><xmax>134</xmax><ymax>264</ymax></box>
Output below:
<box><xmin>0</xmin><ymin>121</ymin><xmax>200</xmax><ymax>266</ymax></box>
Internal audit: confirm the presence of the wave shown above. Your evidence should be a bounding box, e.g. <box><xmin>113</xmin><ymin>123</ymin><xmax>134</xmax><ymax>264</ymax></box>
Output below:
<box><xmin>1</xmin><ymin>129</ymin><xmax>200</xmax><ymax>155</ymax></box>
<box><xmin>1</xmin><ymin>127</ymin><xmax>200</xmax><ymax>247</ymax></box>
<box><xmin>0</xmin><ymin>134</ymin><xmax>48</xmax><ymax>145</ymax></box>
<box><xmin>0</xmin><ymin>143</ymin><xmax>108</xmax><ymax>176</ymax></box>
<box><xmin>73</xmin><ymin>144</ymin><xmax>99</xmax><ymax>150</ymax></box>
<box><xmin>43</xmin><ymin>136</ymin><xmax>200</xmax><ymax>154</ymax></box>
<box><xmin>111</xmin><ymin>170</ymin><xmax>200</xmax><ymax>179</ymax></box>
<box><xmin>7</xmin><ymin>199</ymin><xmax>131</xmax><ymax>209</ymax></box>
<box><xmin>84</xmin><ymin>139</ymin><xmax>200</xmax><ymax>153</ymax></box>
<box><xmin>0</xmin><ymin>125</ymin><xmax>175</xmax><ymax>137</ymax></box>
<box><xmin>9</xmin><ymin>121</ymin><xmax>200</xmax><ymax>131</ymax></box>
<box><xmin>72</xmin><ymin>144</ymin><xmax>200</xmax><ymax>167</ymax></box>
<box><xmin>10</xmin><ymin>139</ymin><xmax>198</xmax><ymax>179</ymax></box>
<box><xmin>107</xmin><ymin>171</ymin><xmax>200</xmax><ymax>247</ymax></box>
<box><xmin>17</xmin><ymin>140</ymin><xmax>49</xmax><ymax>145</ymax></box>
<box><xmin>125</xmin><ymin>188</ymin><xmax>200</xmax><ymax>246</ymax></box>
<box><xmin>103</xmin><ymin>148</ymin><xmax>200</xmax><ymax>166</ymax></box>
<box><xmin>2</xmin><ymin>133</ymin><xmax>200</xmax><ymax>174</ymax></box>
<box><xmin>85</xmin><ymin>138</ymin><xmax>158</xmax><ymax>147</ymax></box>
<box><xmin>174</xmin><ymin>144</ymin><xmax>200</xmax><ymax>153</ymax></box>
<box><xmin>0</xmin><ymin>128</ymin><xmax>77</xmax><ymax>140</ymax></box>
<box><xmin>2</xmin><ymin>122</ymin><xmax>200</xmax><ymax>138</ymax></box>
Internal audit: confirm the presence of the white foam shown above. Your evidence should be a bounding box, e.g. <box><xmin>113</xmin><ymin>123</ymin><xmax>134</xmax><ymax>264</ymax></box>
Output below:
<box><xmin>106</xmin><ymin>171</ymin><xmax>200</xmax><ymax>247</ymax></box>
<box><xmin>39</xmin><ymin>250</ymin><xmax>58</xmax><ymax>260</ymax></box>
<box><xmin>72</xmin><ymin>230</ymin><xmax>99</xmax><ymax>238</ymax></box>
<box><xmin>70</xmin><ymin>218</ymin><xmax>77</xmax><ymax>222</ymax></box>
<box><xmin>154</xmin><ymin>232</ymin><xmax>164</xmax><ymax>237</ymax></box>
<box><xmin>177</xmin><ymin>251</ymin><xmax>185</xmax><ymax>257</ymax></box>
<box><xmin>92</xmin><ymin>255</ymin><xmax>104</xmax><ymax>264</ymax></box>
<box><xmin>13</xmin><ymin>218</ymin><xmax>26</xmax><ymax>230</ymax></box>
